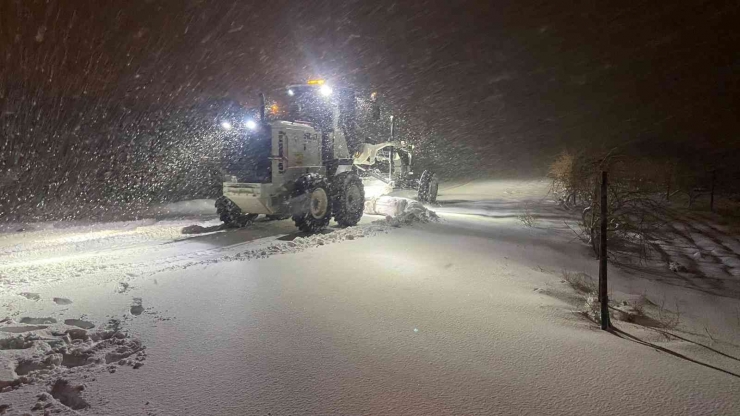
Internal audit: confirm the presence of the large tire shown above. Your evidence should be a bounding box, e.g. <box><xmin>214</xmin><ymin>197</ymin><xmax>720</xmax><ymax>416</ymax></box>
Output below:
<box><xmin>332</xmin><ymin>172</ymin><xmax>365</xmax><ymax>227</ymax></box>
<box><xmin>215</xmin><ymin>196</ymin><xmax>258</xmax><ymax>228</ymax></box>
<box><xmin>417</xmin><ymin>170</ymin><xmax>439</xmax><ymax>203</ymax></box>
<box><xmin>291</xmin><ymin>174</ymin><xmax>332</xmax><ymax>233</ymax></box>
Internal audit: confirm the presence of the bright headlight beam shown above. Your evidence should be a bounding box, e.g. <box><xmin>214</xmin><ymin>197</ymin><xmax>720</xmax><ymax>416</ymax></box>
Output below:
<box><xmin>220</xmin><ymin>121</ymin><xmax>232</xmax><ymax>130</ymax></box>
<box><xmin>245</xmin><ymin>120</ymin><xmax>257</xmax><ymax>130</ymax></box>
<box><xmin>319</xmin><ymin>85</ymin><xmax>333</xmax><ymax>96</ymax></box>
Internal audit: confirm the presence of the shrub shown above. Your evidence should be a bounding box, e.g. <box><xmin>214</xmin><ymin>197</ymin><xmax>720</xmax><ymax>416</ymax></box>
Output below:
<box><xmin>549</xmin><ymin>150</ymin><xmax>667</xmax><ymax>259</ymax></box>
<box><xmin>516</xmin><ymin>205</ymin><xmax>537</xmax><ymax>227</ymax></box>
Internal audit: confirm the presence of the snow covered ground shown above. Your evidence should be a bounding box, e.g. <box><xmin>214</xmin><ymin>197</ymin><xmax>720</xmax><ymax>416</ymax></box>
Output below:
<box><xmin>1</xmin><ymin>179</ymin><xmax>739</xmax><ymax>415</ymax></box>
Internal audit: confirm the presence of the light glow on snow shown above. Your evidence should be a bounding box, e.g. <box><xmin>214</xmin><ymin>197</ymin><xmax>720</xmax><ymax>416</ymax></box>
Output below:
<box><xmin>364</xmin><ymin>184</ymin><xmax>391</xmax><ymax>199</ymax></box>
<box><xmin>56</xmin><ymin>230</ymin><xmax>125</xmax><ymax>243</ymax></box>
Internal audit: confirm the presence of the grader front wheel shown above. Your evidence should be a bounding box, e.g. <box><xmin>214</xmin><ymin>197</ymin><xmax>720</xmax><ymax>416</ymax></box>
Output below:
<box><xmin>417</xmin><ymin>170</ymin><xmax>439</xmax><ymax>203</ymax></box>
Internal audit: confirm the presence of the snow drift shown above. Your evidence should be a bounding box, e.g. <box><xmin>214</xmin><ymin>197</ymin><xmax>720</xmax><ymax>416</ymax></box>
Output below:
<box><xmin>364</xmin><ymin>196</ymin><xmax>439</xmax><ymax>225</ymax></box>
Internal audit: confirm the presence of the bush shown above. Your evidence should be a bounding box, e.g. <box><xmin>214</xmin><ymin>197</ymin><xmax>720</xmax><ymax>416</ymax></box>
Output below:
<box><xmin>548</xmin><ymin>150</ymin><xmax>591</xmax><ymax>207</ymax></box>
<box><xmin>549</xmin><ymin>150</ymin><xmax>667</xmax><ymax>259</ymax></box>
<box><xmin>516</xmin><ymin>204</ymin><xmax>537</xmax><ymax>227</ymax></box>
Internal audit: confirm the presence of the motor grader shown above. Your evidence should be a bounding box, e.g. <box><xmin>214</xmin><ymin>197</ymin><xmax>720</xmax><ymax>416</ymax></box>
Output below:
<box><xmin>215</xmin><ymin>80</ymin><xmax>438</xmax><ymax>232</ymax></box>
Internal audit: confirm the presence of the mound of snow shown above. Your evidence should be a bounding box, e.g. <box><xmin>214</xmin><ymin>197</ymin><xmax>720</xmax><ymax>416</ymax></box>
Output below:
<box><xmin>179</xmin><ymin>198</ymin><xmax>439</xmax><ymax>267</ymax></box>
<box><xmin>220</xmin><ymin>224</ymin><xmax>390</xmax><ymax>263</ymax></box>
<box><xmin>364</xmin><ymin>196</ymin><xmax>439</xmax><ymax>226</ymax></box>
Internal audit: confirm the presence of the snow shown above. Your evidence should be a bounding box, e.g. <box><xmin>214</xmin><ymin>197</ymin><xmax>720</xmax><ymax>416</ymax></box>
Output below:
<box><xmin>1</xmin><ymin>179</ymin><xmax>739</xmax><ymax>415</ymax></box>
<box><xmin>145</xmin><ymin>199</ymin><xmax>218</xmax><ymax>217</ymax></box>
<box><xmin>365</xmin><ymin>196</ymin><xmax>440</xmax><ymax>225</ymax></box>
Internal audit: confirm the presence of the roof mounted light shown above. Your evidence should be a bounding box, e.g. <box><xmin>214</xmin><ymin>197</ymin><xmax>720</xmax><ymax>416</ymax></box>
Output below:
<box><xmin>319</xmin><ymin>85</ymin><xmax>333</xmax><ymax>96</ymax></box>
<box><xmin>307</xmin><ymin>79</ymin><xmax>325</xmax><ymax>85</ymax></box>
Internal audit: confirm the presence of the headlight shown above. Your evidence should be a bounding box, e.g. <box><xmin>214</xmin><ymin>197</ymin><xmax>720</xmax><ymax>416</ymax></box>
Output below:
<box><xmin>245</xmin><ymin>120</ymin><xmax>257</xmax><ymax>130</ymax></box>
<box><xmin>220</xmin><ymin>121</ymin><xmax>232</xmax><ymax>130</ymax></box>
<box><xmin>319</xmin><ymin>85</ymin><xmax>333</xmax><ymax>96</ymax></box>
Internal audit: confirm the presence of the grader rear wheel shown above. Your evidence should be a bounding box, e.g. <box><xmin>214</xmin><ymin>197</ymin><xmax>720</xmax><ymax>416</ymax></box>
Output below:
<box><xmin>215</xmin><ymin>196</ymin><xmax>258</xmax><ymax>228</ymax></box>
<box><xmin>332</xmin><ymin>172</ymin><xmax>365</xmax><ymax>227</ymax></box>
<box><xmin>291</xmin><ymin>174</ymin><xmax>333</xmax><ymax>233</ymax></box>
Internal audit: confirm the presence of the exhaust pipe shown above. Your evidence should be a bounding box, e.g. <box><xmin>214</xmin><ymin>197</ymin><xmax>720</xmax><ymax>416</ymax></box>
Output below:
<box><xmin>389</xmin><ymin>115</ymin><xmax>395</xmax><ymax>181</ymax></box>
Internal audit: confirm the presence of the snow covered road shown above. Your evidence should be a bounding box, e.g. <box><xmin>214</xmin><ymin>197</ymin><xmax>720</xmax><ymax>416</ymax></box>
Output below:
<box><xmin>2</xmin><ymin>180</ymin><xmax>740</xmax><ymax>415</ymax></box>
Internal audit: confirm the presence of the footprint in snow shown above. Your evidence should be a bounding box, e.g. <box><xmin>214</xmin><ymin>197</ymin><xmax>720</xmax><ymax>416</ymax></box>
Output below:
<box><xmin>130</xmin><ymin>298</ymin><xmax>144</xmax><ymax>316</ymax></box>
<box><xmin>19</xmin><ymin>292</ymin><xmax>41</xmax><ymax>301</ymax></box>
<box><xmin>117</xmin><ymin>282</ymin><xmax>130</xmax><ymax>293</ymax></box>
<box><xmin>0</xmin><ymin>325</ymin><xmax>48</xmax><ymax>333</ymax></box>
<box><xmin>64</xmin><ymin>319</ymin><xmax>95</xmax><ymax>329</ymax></box>
<box><xmin>20</xmin><ymin>317</ymin><xmax>57</xmax><ymax>324</ymax></box>
<box><xmin>53</xmin><ymin>297</ymin><xmax>73</xmax><ymax>305</ymax></box>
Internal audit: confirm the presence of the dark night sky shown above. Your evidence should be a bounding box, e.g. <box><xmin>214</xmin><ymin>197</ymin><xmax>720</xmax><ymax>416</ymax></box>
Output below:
<box><xmin>1</xmin><ymin>0</ymin><xmax>739</xmax><ymax>175</ymax></box>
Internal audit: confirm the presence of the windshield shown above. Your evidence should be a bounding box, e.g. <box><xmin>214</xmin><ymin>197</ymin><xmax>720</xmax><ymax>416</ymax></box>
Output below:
<box><xmin>268</xmin><ymin>86</ymin><xmax>334</xmax><ymax>127</ymax></box>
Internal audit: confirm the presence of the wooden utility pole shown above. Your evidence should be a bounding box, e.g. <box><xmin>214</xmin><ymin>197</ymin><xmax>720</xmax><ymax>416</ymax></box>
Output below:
<box><xmin>599</xmin><ymin>171</ymin><xmax>610</xmax><ymax>330</ymax></box>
